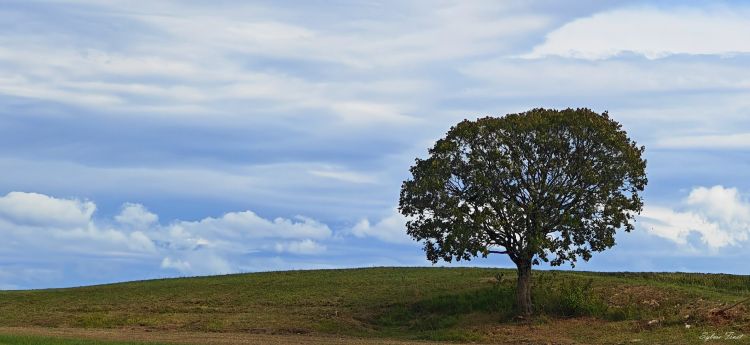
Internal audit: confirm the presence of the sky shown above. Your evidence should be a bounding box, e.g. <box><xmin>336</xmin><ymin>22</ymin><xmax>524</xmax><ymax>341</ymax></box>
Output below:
<box><xmin>1</xmin><ymin>0</ymin><xmax>750</xmax><ymax>289</ymax></box>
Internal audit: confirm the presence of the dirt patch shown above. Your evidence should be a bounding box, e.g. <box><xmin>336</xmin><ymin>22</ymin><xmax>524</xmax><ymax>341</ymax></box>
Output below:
<box><xmin>707</xmin><ymin>303</ymin><xmax>749</xmax><ymax>326</ymax></box>
<box><xmin>480</xmin><ymin>277</ymin><xmax>500</xmax><ymax>284</ymax></box>
<box><xmin>482</xmin><ymin>317</ymin><xmax>615</xmax><ymax>345</ymax></box>
<box><xmin>0</xmin><ymin>326</ymin><xmax>491</xmax><ymax>345</ymax></box>
<box><xmin>605</xmin><ymin>285</ymin><xmax>669</xmax><ymax>309</ymax></box>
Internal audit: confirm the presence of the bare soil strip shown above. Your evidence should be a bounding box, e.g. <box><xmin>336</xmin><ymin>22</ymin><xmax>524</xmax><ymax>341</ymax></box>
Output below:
<box><xmin>0</xmin><ymin>327</ymin><xmax>489</xmax><ymax>345</ymax></box>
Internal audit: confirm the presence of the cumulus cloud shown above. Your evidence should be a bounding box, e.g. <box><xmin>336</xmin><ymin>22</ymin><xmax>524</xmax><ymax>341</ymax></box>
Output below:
<box><xmin>173</xmin><ymin>211</ymin><xmax>331</xmax><ymax>240</ymax></box>
<box><xmin>161</xmin><ymin>253</ymin><xmax>232</xmax><ymax>275</ymax></box>
<box><xmin>160</xmin><ymin>257</ymin><xmax>191</xmax><ymax>272</ymax></box>
<box><xmin>526</xmin><ymin>7</ymin><xmax>750</xmax><ymax>59</ymax></box>
<box><xmin>351</xmin><ymin>209</ymin><xmax>413</xmax><ymax>244</ymax></box>
<box><xmin>274</xmin><ymin>239</ymin><xmax>326</xmax><ymax>255</ymax></box>
<box><xmin>0</xmin><ymin>191</ymin><xmax>335</xmax><ymax>282</ymax></box>
<box><xmin>0</xmin><ymin>191</ymin><xmax>95</xmax><ymax>227</ymax></box>
<box><xmin>115</xmin><ymin>203</ymin><xmax>158</xmax><ymax>228</ymax></box>
<box><xmin>0</xmin><ymin>192</ymin><xmax>156</xmax><ymax>256</ymax></box>
<box><xmin>152</xmin><ymin>211</ymin><xmax>332</xmax><ymax>271</ymax></box>
<box><xmin>640</xmin><ymin>186</ymin><xmax>750</xmax><ymax>249</ymax></box>
<box><xmin>161</xmin><ymin>211</ymin><xmax>333</xmax><ymax>271</ymax></box>
<box><xmin>640</xmin><ymin>207</ymin><xmax>727</xmax><ymax>248</ymax></box>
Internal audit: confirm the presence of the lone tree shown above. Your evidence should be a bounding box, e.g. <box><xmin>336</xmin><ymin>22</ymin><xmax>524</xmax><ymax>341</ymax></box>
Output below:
<box><xmin>399</xmin><ymin>108</ymin><xmax>647</xmax><ymax>316</ymax></box>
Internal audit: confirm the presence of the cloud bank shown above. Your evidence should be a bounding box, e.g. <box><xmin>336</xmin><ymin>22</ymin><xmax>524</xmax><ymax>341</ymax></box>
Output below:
<box><xmin>640</xmin><ymin>186</ymin><xmax>750</xmax><ymax>249</ymax></box>
<box><xmin>526</xmin><ymin>7</ymin><xmax>750</xmax><ymax>59</ymax></box>
<box><xmin>0</xmin><ymin>191</ymin><xmax>427</xmax><ymax>287</ymax></box>
<box><xmin>0</xmin><ymin>192</ymin><xmax>335</xmax><ymax>278</ymax></box>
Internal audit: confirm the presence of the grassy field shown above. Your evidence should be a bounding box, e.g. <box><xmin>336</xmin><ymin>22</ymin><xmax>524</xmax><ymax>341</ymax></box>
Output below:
<box><xmin>0</xmin><ymin>267</ymin><xmax>748</xmax><ymax>344</ymax></box>
<box><xmin>0</xmin><ymin>334</ymin><xmax>165</xmax><ymax>345</ymax></box>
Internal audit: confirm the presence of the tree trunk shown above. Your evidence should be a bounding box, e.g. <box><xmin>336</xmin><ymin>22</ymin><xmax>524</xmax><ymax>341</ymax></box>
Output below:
<box><xmin>516</xmin><ymin>262</ymin><xmax>532</xmax><ymax>317</ymax></box>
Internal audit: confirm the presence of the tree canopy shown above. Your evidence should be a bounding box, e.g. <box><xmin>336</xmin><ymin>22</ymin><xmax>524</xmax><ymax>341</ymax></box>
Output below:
<box><xmin>399</xmin><ymin>108</ymin><xmax>647</xmax><ymax>315</ymax></box>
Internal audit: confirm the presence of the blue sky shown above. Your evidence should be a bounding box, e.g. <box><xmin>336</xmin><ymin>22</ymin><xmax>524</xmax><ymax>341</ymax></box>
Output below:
<box><xmin>2</xmin><ymin>0</ymin><xmax>750</xmax><ymax>289</ymax></box>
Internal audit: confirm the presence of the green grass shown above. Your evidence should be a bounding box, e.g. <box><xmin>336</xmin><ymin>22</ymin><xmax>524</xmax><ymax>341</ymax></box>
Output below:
<box><xmin>0</xmin><ymin>267</ymin><xmax>748</xmax><ymax>344</ymax></box>
<box><xmin>0</xmin><ymin>334</ymin><xmax>166</xmax><ymax>345</ymax></box>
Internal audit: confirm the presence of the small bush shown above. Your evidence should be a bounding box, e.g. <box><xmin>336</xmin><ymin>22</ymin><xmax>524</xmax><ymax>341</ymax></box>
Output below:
<box><xmin>605</xmin><ymin>304</ymin><xmax>643</xmax><ymax>321</ymax></box>
<box><xmin>532</xmin><ymin>274</ymin><xmax>608</xmax><ymax>318</ymax></box>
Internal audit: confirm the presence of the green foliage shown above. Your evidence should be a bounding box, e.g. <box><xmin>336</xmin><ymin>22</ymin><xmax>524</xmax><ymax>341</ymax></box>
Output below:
<box><xmin>533</xmin><ymin>273</ymin><xmax>608</xmax><ymax>317</ymax></box>
<box><xmin>399</xmin><ymin>108</ymin><xmax>648</xmax><ymax>268</ymax></box>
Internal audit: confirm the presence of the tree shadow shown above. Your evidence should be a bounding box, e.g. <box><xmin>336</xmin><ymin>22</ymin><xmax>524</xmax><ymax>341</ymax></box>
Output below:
<box><xmin>373</xmin><ymin>272</ymin><xmax>612</xmax><ymax>337</ymax></box>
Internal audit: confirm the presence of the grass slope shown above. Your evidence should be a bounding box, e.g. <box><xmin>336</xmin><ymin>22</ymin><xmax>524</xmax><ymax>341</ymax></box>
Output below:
<box><xmin>0</xmin><ymin>267</ymin><xmax>748</xmax><ymax>344</ymax></box>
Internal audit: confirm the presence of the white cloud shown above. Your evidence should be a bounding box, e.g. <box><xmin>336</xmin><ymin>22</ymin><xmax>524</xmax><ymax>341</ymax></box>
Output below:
<box><xmin>640</xmin><ymin>186</ymin><xmax>750</xmax><ymax>249</ymax></box>
<box><xmin>460</xmin><ymin>57</ymin><xmax>750</xmax><ymax>98</ymax></box>
<box><xmin>308</xmin><ymin>167</ymin><xmax>377</xmax><ymax>184</ymax></box>
<box><xmin>0</xmin><ymin>192</ymin><xmax>155</xmax><ymax>257</ymax></box>
<box><xmin>0</xmin><ymin>1</ymin><xmax>552</xmax><ymax>126</ymax></box>
<box><xmin>274</xmin><ymin>239</ymin><xmax>326</xmax><ymax>255</ymax></box>
<box><xmin>128</xmin><ymin>231</ymin><xmax>158</xmax><ymax>253</ymax></box>
<box><xmin>115</xmin><ymin>203</ymin><xmax>158</xmax><ymax>229</ymax></box>
<box><xmin>687</xmin><ymin>186</ymin><xmax>750</xmax><ymax>227</ymax></box>
<box><xmin>0</xmin><ymin>158</ymin><xmax>402</xmax><ymax>222</ymax></box>
<box><xmin>0</xmin><ymin>74</ymin><xmax>123</xmax><ymax>107</ymax></box>
<box><xmin>151</xmin><ymin>210</ymin><xmax>336</xmax><ymax>273</ymax></box>
<box><xmin>129</xmin><ymin>2</ymin><xmax>548</xmax><ymax>68</ymax></box>
<box><xmin>526</xmin><ymin>7</ymin><xmax>750</xmax><ymax>60</ymax></box>
<box><xmin>351</xmin><ymin>209</ymin><xmax>413</xmax><ymax>244</ymax></box>
<box><xmin>640</xmin><ymin>206</ymin><xmax>727</xmax><ymax>248</ymax></box>
<box><xmin>331</xmin><ymin>102</ymin><xmax>418</xmax><ymax>124</ymax></box>
<box><xmin>161</xmin><ymin>257</ymin><xmax>191</xmax><ymax>272</ymax></box>
<box><xmin>0</xmin><ymin>191</ymin><xmax>335</xmax><ymax>278</ymax></box>
<box><xmin>160</xmin><ymin>253</ymin><xmax>231</xmax><ymax>275</ymax></box>
<box><xmin>0</xmin><ymin>191</ymin><xmax>95</xmax><ymax>227</ymax></box>
<box><xmin>174</xmin><ymin>211</ymin><xmax>331</xmax><ymax>240</ymax></box>
<box><xmin>159</xmin><ymin>224</ymin><xmax>213</xmax><ymax>252</ymax></box>
<box><xmin>138</xmin><ymin>16</ymin><xmax>316</xmax><ymax>55</ymax></box>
